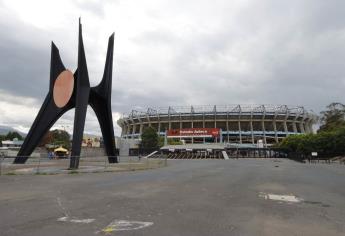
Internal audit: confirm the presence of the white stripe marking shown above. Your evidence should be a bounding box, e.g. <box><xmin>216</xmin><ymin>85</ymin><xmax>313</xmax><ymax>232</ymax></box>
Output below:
<box><xmin>259</xmin><ymin>192</ymin><xmax>302</xmax><ymax>203</ymax></box>
<box><xmin>57</xmin><ymin>216</ymin><xmax>95</xmax><ymax>224</ymax></box>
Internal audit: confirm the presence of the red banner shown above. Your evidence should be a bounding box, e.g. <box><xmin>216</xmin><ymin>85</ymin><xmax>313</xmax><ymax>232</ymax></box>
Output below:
<box><xmin>167</xmin><ymin>128</ymin><xmax>220</xmax><ymax>138</ymax></box>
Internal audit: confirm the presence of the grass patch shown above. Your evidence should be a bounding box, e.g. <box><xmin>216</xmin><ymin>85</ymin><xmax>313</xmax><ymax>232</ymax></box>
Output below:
<box><xmin>35</xmin><ymin>172</ymin><xmax>48</xmax><ymax>175</ymax></box>
<box><xmin>5</xmin><ymin>172</ymin><xmax>16</xmax><ymax>175</ymax></box>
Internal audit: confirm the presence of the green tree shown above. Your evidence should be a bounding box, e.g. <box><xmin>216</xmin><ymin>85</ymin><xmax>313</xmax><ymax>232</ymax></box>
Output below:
<box><xmin>278</xmin><ymin>128</ymin><xmax>345</xmax><ymax>157</ymax></box>
<box><xmin>319</xmin><ymin>102</ymin><xmax>345</xmax><ymax>132</ymax></box>
<box><xmin>39</xmin><ymin>131</ymin><xmax>53</xmax><ymax>147</ymax></box>
<box><xmin>0</xmin><ymin>134</ymin><xmax>5</xmax><ymax>146</ymax></box>
<box><xmin>50</xmin><ymin>129</ymin><xmax>71</xmax><ymax>149</ymax></box>
<box><xmin>5</xmin><ymin>131</ymin><xmax>23</xmax><ymax>140</ymax></box>
<box><xmin>141</xmin><ymin>127</ymin><xmax>159</xmax><ymax>149</ymax></box>
<box><xmin>158</xmin><ymin>136</ymin><xmax>183</xmax><ymax>147</ymax></box>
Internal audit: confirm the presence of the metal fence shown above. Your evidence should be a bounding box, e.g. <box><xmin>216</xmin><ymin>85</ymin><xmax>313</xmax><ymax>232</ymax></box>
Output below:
<box><xmin>0</xmin><ymin>154</ymin><xmax>168</xmax><ymax>176</ymax></box>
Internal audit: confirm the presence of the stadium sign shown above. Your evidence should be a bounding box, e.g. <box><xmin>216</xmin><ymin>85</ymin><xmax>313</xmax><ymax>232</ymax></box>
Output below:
<box><xmin>167</xmin><ymin>128</ymin><xmax>220</xmax><ymax>138</ymax></box>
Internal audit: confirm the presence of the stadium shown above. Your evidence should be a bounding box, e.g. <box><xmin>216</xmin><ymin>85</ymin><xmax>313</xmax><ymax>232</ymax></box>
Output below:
<box><xmin>117</xmin><ymin>104</ymin><xmax>317</xmax><ymax>147</ymax></box>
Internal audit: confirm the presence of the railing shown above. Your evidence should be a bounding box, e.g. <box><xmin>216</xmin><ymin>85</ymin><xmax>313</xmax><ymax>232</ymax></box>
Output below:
<box><xmin>0</xmin><ymin>154</ymin><xmax>168</xmax><ymax>176</ymax></box>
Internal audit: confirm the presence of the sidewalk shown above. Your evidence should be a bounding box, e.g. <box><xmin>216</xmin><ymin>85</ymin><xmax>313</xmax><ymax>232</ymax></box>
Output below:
<box><xmin>0</xmin><ymin>156</ymin><xmax>167</xmax><ymax>175</ymax></box>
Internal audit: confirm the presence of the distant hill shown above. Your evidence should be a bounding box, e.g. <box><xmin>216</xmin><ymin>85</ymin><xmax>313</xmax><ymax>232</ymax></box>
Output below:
<box><xmin>0</xmin><ymin>125</ymin><xmax>27</xmax><ymax>137</ymax></box>
<box><xmin>0</xmin><ymin>126</ymin><xmax>107</xmax><ymax>139</ymax></box>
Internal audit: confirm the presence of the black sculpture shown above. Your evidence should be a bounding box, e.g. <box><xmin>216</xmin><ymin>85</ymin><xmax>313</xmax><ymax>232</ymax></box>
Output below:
<box><xmin>14</xmin><ymin>19</ymin><xmax>117</xmax><ymax>169</ymax></box>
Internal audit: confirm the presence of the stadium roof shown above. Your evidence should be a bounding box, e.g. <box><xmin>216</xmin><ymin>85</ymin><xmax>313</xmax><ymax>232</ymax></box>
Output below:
<box><xmin>121</xmin><ymin>104</ymin><xmax>316</xmax><ymax>119</ymax></box>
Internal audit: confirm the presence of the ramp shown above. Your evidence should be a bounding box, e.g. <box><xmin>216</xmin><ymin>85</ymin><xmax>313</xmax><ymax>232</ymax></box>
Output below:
<box><xmin>222</xmin><ymin>151</ymin><xmax>229</xmax><ymax>160</ymax></box>
<box><xmin>144</xmin><ymin>151</ymin><xmax>158</xmax><ymax>158</ymax></box>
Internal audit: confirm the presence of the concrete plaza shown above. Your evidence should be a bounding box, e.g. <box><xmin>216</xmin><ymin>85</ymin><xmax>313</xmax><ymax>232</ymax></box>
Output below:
<box><xmin>0</xmin><ymin>158</ymin><xmax>344</xmax><ymax>236</ymax></box>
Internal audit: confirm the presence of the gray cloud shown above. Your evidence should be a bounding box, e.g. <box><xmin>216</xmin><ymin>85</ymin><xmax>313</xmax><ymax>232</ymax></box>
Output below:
<box><xmin>1</xmin><ymin>0</ymin><xmax>345</xmax><ymax>135</ymax></box>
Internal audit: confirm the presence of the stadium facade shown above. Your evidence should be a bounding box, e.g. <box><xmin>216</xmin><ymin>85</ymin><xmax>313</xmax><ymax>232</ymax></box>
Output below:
<box><xmin>117</xmin><ymin>105</ymin><xmax>317</xmax><ymax>146</ymax></box>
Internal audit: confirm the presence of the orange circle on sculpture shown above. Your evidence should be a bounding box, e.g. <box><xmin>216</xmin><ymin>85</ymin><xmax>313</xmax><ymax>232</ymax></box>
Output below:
<box><xmin>53</xmin><ymin>70</ymin><xmax>74</xmax><ymax>108</ymax></box>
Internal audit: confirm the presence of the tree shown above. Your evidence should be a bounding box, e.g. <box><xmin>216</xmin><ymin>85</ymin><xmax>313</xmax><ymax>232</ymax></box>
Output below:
<box><xmin>0</xmin><ymin>134</ymin><xmax>5</xmax><ymax>146</ymax></box>
<box><xmin>49</xmin><ymin>129</ymin><xmax>71</xmax><ymax>149</ymax></box>
<box><xmin>319</xmin><ymin>102</ymin><xmax>345</xmax><ymax>132</ymax></box>
<box><xmin>278</xmin><ymin>128</ymin><xmax>345</xmax><ymax>158</ymax></box>
<box><xmin>39</xmin><ymin>131</ymin><xmax>53</xmax><ymax>147</ymax></box>
<box><xmin>158</xmin><ymin>136</ymin><xmax>183</xmax><ymax>147</ymax></box>
<box><xmin>5</xmin><ymin>131</ymin><xmax>23</xmax><ymax>140</ymax></box>
<box><xmin>140</xmin><ymin>127</ymin><xmax>159</xmax><ymax>149</ymax></box>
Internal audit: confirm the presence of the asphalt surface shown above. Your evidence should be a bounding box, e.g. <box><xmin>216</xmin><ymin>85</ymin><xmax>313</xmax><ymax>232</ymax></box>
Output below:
<box><xmin>0</xmin><ymin>158</ymin><xmax>345</xmax><ymax>236</ymax></box>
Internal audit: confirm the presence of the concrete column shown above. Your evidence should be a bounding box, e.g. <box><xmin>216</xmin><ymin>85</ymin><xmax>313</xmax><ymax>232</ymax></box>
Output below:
<box><xmin>284</xmin><ymin>109</ymin><xmax>289</xmax><ymax>137</ymax></box>
<box><xmin>300</xmin><ymin>114</ymin><xmax>306</xmax><ymax>133</ymax></box>
<box><xmin>156</xmin><ymin>114</ymin><xmax>160</xmax><ymax>134</ymax></box>
<box><xmin>262</xmin><ymin>106</ymin><xmax>267</xmax><ymax>147</ymax></box>
<box><xmin>309</xmin><ymin>122</ymin><xmax>313</xmax><ymax>134</ymax></box>
<box><xmin>203</xmin><ymin>113</ymin><xmax>205</xmax><ymax>143</ymax></box>
<box><xmin>132</xmin><ymin>124</ymin><xmax>136</xmax><ymax>139</ymax></box>
<box><xmin>226</xmin><ymin>119</ymin><xmax>229</xmax><ymax>143</ymax></box>
<box><xmin>284</xmin><ymin>121</ymin><xmax>288</xmax><ymax>135</ymax></box>
<box><xmin>273</xmin><ymin>111</ymin><xmax>278</xmax><ymax>143</ymax></box>
<box><xmin>123</xmin><ymin>125</ymin><xmax>128</xmax><ymax>139</ymax></box>
<box><xmin>129</xmin><ymin>125</ymin><xmax>133</xmax><ymax>138</ymax></box>
<box><xmin>292</xmin><ymin>122</ymin><xmax>297</xmax><ymax>133</ymax></box>
<box><xmin>238</xmin><ymin>120</ymin><xmax>242</xmax><ymax>144</ymax></box>
<box><xmin>300</xmin><ymin>122</ymin><xmax>305</xmax><ymax>133</ymax></box>
<box><xmin>262</xmin><ymin>120</ymin><xmax>267</xmax><ymax>147</ymax></box>
<box><xmin>179</xmin><ymin>114</ymin><xmax>182</xmax><ymax>141</ymax></box>
<box><xmin>305</xmin><ymin>120</ymin><xmax>312</xmax><ymax>133</ymax></box>
<box><xmin>273</xmin><ymin>120</ymin><xmax>278</xmax><ymax>143</ymax></box>
<box><xmin>126</xmin><ymin>124</ymin><xmax>130</xmax><ymax>136</ymax></box>
<box><xmin>168</xmin><ymin>112</ymin><xmax>171</xmax><ymax>130</ymax></box>
<box><xmin>120</xmin><ymin>124</ymin><xmax>125</xmax><ymax>137</ymax></box>
<box><xmin>250</xmin><ymin>120</ymin><xmax>254</xmax><ymax>144</ymax></box>
<box><xmin>139</xmin><ymin>123</ymin><xmax>143</xmax><ymax>134</ymax></box>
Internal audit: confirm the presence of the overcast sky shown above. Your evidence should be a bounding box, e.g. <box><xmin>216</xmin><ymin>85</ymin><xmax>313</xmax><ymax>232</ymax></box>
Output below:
<box><xmin>0</xmin><ymin>0</ymin><xmax>344</xmax><ymax>135</ymax></box>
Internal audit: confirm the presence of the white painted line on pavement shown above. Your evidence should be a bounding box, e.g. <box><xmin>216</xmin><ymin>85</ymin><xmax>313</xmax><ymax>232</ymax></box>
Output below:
<box><xmin>259</xmin><ymin>192</ymin><xmax>303</xmax><ymax>203</ymax></box>
<box><xmin>57</xmin><ymin>216</ymin><xmax>95</xmax><ymax>223</ymax></box>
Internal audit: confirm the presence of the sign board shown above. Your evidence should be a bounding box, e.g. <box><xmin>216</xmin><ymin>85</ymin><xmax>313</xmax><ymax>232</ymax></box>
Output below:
<box><xmin>311</xmin><ymin>152</ymin><xmax>318</xmax><ymax>157</ymax></box>
<box><xmin>167</xmin><ymin>128</ymin><xmax>220</xmax><ymax>138</ymax></box>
